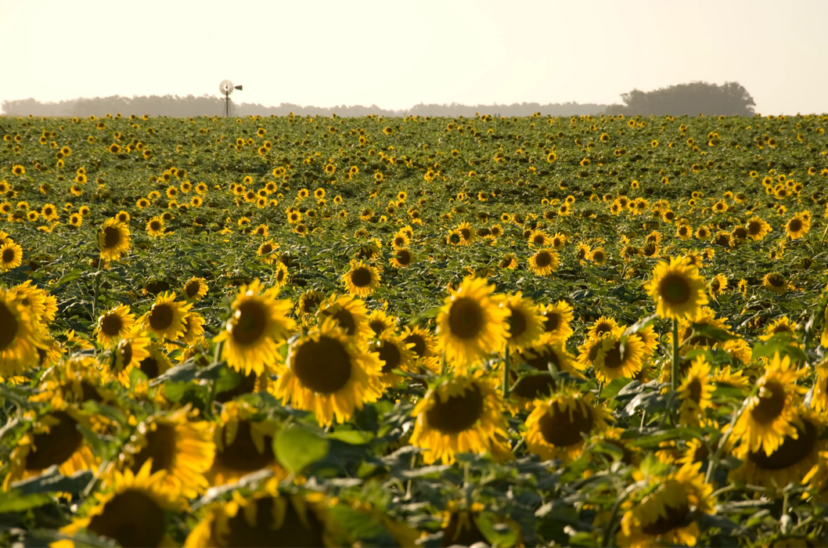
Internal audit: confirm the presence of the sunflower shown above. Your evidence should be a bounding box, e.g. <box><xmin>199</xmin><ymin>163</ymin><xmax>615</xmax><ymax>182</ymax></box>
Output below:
<box><xmin>646</xmin><ymin>257</ymin><xmax>708</xmax><ymax>319</ymax></box>
<box><xmin>524</xmin><ymin>389</ymin><xmax>610</xmax><ymax>463</ymax></box>
<box><xmin>528</xmin><ymin>248</ymin><xmax>559</xmax><ymax>276</ymax></box>
<box><xmin>342</xmin><ymin>260</ymin><xmax>381</xmax><ymax>297</ymax></box>
<box><xmin>374</xmin><ymin>333</ymin><xmax>415</xmax><ymax>385</ymax></box>
<box><xmin>732</xmin><ymin>408</ymin><xmax>825</xmax><ymax>490</ymax></box>
<box><xmin>177</xmin><ymin>312</ymin><xmax>205</xmax><ymax>346</ymax></box>
<box><xmin>410</xmin><ymin>372</ymin><xmax>510</xmax><ymax>464</ymax></box>
<box><xmin>185</xmin><ymin>488</ymin><xmax>335</xmax><ymax>548</ymax></box>
<box><xmin>110</xmin><ymin>330</ymin><xmax>151</xmax><ymax>386</ymax></box>
<box><xmin>121</xmin><ymin>407</ymin><xmax>214</xmax><ymax>498</ymax></box>
<box><xmin>96</xmin><ymin>218</ymin><xmax>130</xmax><ymax>261</ymax></box>
<box><xmin>759</xmin><ymin>316</ymin><xmax>798</xmax><ymax>342</ymax></box>
<box><xmin>538</xmin><ymin>301</ymin><xmax>574</xmax><ymax>343</ymax></box>
<box><xmin>30</xmin><ymin>356</ymin><xmax>112</xmax><ymax>410</ymax></box>
<box><xmin>763</xmin><ymin>272</ymin><xmax>788</xmax><ymax>295</ymax></box>
<box><xmin>708</xmin><ymin>273</ymin><xmax>728</xmax><ymax>298</ymax></box>
<box><xmin>746</xmin><ymin>216</ymin><xmax>771</xmax><ymax>241</ymax></box>
<box><xmin>272</xmin><ymin>262</ymin><xmax>289</xmax><ymax>289</ymax></box>
<box><xmin>257</xmin><ymin>240</ymin><xmax>279</xmax><ymax>264</ymax></box>
<box><xmin>316</xmin><ymin>294</ymin><xmax>373</xmax><ymax>342</ymax></box>
<box><xmin>586</xmin><ymin>316</ymin><xmax>619</xmax><ymax>341</ymax></box>
<box><xmin>578</xmin><ymin>330</ymin><xmax>646</xmax><ymax>382</ymax></box>
<box><xmin>181</xmin><ymin>276</ymin><xmax>208</xmax><ymax>301</ymax></box>
<box><xmin>297</xmin><ymin>289</ymin><xmax>325</xmax><ymax>318</ymax></box>
<box><xmin>677</xmin><ymin>357</ymin><xmax>713</xmax><ymax>426</ymax></box>
<box><xmin>617</xmin><ymin>462</ymin><xmax>715</xmax><ymax>548</ymax></box>
<box><xmin>146</xmin><ymin>216</ymin><xmax>165</xmax><ymax>237</ymax></box>
<box><xmin>95</xmin><ymin>304</ymin><xmax>136</xmax><ymax>347</ymax></box>
<box><xmin>390</xmin><ymin>248</ymin><xmax>414</xmax><ymax>268</ymax></box>
<box><xmin>60</xmin><ymin>461</ymin><xmax>184</xmax><ymax>548</ymax></box>
<box><xmin>730</xmin><ymin>353</ymin><xmax>807</xmax><ymax>456</ymax></box>
<box><xmin>138</xmin><ymin>342</ymin><xmax>173</xmax><ymax>380</ymax></box>
<box><xmin>367</xmin><ymin>308</ymin><xmax>397</xmax><ymax>337</ymax></box>
<box><xmin>3</xmin><ymin>407</ymin><xmax>99</xmax><ymax>490</ymax></box>
<box><xmin>141</xmin><ymin>291</ymin><xmax>191</xmax><ymax>341</ymax></box>
<box><xmin>402</xmin><ymin>325</ymin><xmax>439</xmax><ymax>372</ymax></box>
<box><xmin>436</xmin><ymin>276</ymin><xmax>509</xmax><ymax>368</ymax></box>
<box><xmin>215</xmin><ymin>279</ymin><xmax>296</xmax><ymax>376</ymax></box>
<box><xmin>0</xmin><ymin>241</ymin><xmax>23</xmax><ymax>271</ymax></box>
<box><xmin>499</xmin><ymin>253</ymin><xmax>518</xmax><ymax>269</ymax></box>
<box><xmin>0</xmin><ymin>288</ymin><xmax>41</xmax><ymax>375</ymax></box>
<box><xmin>785</xmin><ymin>214</ymin><xmax>810</xmax><ymax>239</ymax></box>
<box><xmin>208</xmin><ymin>401</ymin><xmax>284</xmax><ymax>485</ymax></box>
<box><xmin>273</xmin><ymin>318</ymin><xmax>383</xmax><ymax>426</ymax></box>
<box><xmin>501</xmin><ymin>292</ymin><xmax>544</xmax><ymax>351</ymax></box>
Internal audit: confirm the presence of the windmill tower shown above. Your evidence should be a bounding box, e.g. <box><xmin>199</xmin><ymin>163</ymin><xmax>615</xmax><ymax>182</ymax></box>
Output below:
<box><xmin>219</xmin><ymin>80</ymin><xmax>243</xmax><ymax>117</ymax></box>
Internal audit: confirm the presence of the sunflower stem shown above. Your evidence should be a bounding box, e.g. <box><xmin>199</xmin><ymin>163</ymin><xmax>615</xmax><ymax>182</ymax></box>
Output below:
<box><xmin>601</xmin><ymin>481</ymin><xmax>641</xmax><ymax>547</ymax></box>
<box><xmin>441</xmin><ymin>351</ymin><xmax>447</xmax><ymax>376</ymax></box>
<box><xmin>502</xmin><ymin>346</ymin><xmax>511</xmax><ymax>399</ymax></box>
<box><xmin>91</xmin><ymin>256</ymin><xmax>103</xmax><ymax>321</ymax></box>
<box><xmin>671</xmin><ymin>318</ymin><xmax>679</xmax><ymax>394</ymax></box>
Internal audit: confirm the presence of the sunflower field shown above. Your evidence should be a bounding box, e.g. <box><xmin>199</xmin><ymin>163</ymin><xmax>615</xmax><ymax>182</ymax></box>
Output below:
<box><xmin>1</xmin><ymin>111</ymin><xmax>828</xmax><ymax>547</ymax></box>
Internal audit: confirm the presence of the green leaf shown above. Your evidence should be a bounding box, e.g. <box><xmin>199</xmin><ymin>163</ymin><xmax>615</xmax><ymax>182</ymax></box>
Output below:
<box><xmin>476</xmin><ymin>512</ymin><xmax>521</xmax><ymax>548</ymax></box>
<box><xmin>11</xmin><ymin>467</ymin><xmax>94</xmax><ymax>495</ymax></box>
<box><xmin>601</xmin><ymin>377</ymin><xmax>634</xmax><ymax>400</ymax></box>
<box><xmin>688</xmin><ymin>322</ymin><xmax>737</xmax><ymax>343</ymax></box>
<box><xmin>0</xmin><ymin>492</ymin><xmax>54</xmax><ymax>512</ymax></box>
<box><xmin>274</xmin><ymin>425</ymin><xmax>330</xmax><ymax>475</ymax></box>
<box><xmin>407</xmin><ymin>306</ymin><xmax>441</xmax><ymax>326</ymax></box>
<box><xmin>751</xmin><ymin>336</ymin><xmax>808</xmax><ymax>363</ymax></box>
<box><xmin>327</xmin><ymin>430</ymin><xmax>374</xmax><ymax>445</ymax></box>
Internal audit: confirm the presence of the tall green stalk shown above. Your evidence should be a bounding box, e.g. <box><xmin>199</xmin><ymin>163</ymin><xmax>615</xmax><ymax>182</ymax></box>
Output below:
<box><xmin>502</xmin><ymin>346</ymin><xmax>510</xmax><ymax>398</ymax></box>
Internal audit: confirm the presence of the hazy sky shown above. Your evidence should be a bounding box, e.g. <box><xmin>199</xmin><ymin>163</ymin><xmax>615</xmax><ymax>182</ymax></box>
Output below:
<box><xmin>1</xmin><ymin>0</ymin><xmax>827</xmax><ymax>114</ymax></box>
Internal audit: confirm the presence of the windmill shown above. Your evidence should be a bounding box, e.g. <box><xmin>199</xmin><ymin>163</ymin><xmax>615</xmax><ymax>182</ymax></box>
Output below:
<box><xmin>219</xmin><ymin>79</ymin><xmax>243</xmax><ymax>117</ymax></box>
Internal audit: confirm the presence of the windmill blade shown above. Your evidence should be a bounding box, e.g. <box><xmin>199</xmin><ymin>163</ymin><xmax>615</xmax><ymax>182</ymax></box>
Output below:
<box><xmin>235</xmin><ymin>85</ymin><xmax>243</xmax><ymax>91</ymax></box>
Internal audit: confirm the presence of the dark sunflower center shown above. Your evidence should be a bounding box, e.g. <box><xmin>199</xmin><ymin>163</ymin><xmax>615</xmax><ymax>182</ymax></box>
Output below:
<box><xmin>101</xmin><ymin>313</ymin><xmax>123</xmax><ymax>336</ymax></box>
<box><xmin>119</xmin><ymin>340</ymin><xmax>134</xmax><ymax>369</ymax></box>
<box><xmin>733</xmin><ymin>227</ymin><xmax>747</xmax><ymax>240</ymax></box>
<box><xmin>396</xmin><ymin>250</ymin><xmax>412</xmax><ymax>265</ymax></box>
<box><xmin>217</xmin><ymin>496</ymin><xmax>324</xmax><ymax>548</ymax></box>
<box><xmin>768</xmin><ymin>274</ymin><xmax>785</xmax><ymax>287</ymax></box>
<box><xmin>594</xmin><ymin>251</ymin><xmax>605</xmax><ymax>262</ymax></box>
<box><xmin>131</xmin><ymin>423</ymin><xmax>177</xmax><ymax>473</ymax></box>
<box><xmin>425</xmin><ymin>385</ymin><xmax>484</xmax><ymax>434</ymax></box>
<box><xmin>594</xmin><ymin>323</ymin><xmax>612</xmax><ymax>337</ymax></box>
<box><xmin>149</xmin><ymin>304</ymin><xmax>174</xmax><ymax>331</ymax></box>
<box><xmin>232</xmin><ymin>301</ymin><xmax>267</xmax><ymax>345</ymax></box>
<box><xmin>442</xmin><ymin>511</ymin><xmax>488</xmax><ymax>548</ymax></box>
<box><xmin>369</xmin><ymin>320</ymin><xmax>387</xmax><ymax>336</ymax></box>
<box><xmin>687</xmin><ymin>378</ymin><xmax>703</xmax><ymax>404</ymax></box>
<box><xmin>507</xmin><ymin>307</ymin><xmax>527</xmax><ymax>339</ymax></box>
<box><xmin>150</xmin><ymin>221</ymin><xmax>161</xmax><ymax>230</ymax></box>
<box><xmin>2</xmin><ymin>248</ymin><xmax>15</xmax><ymax>263</ymax></box>
<box><xmin>260</xmin><ymin>244</ymin><xmax>273</xmax><ymax>254</ymax></box>
<box><xmin>525</xmin><ymin>349</ymin><xmax>561</xmax><ymax>372</ymax></box>
<box><xmin>659</xmin><ymin>273</ymin><xmax>692</xmax><ymax>304</ymax></box>
<box><xmin>293</xmin><ymin>335</ymin><xmax>352</xmax><ymax>394</ymax></box>
<box><xmin>448</xmin><ymin>297</ymin><xmax>484</xmax><ymax>340</ymax></box>
<box><xmin>511</xmin><ymin>373</ymin><xmax>556</xmax><ymax>400</ymax></box>
<box><xmin>602</xmin><ymin>342</ymin><xmax>623</xmax><ymax>369</ymax></box>
<box><xmin>88</xmin><ymin>489</ymin><xmax>165</xmax><ymax>548</ymax></box>
<box><xmin>535</xmin><ymin>252</ymin><xmax>552</xmax><ymax>267</ymax></box>
<box><xmin>641</xmin><ymin>502</ymin><xmax>690</xmax><ymax>536</ymax></box>
<box><xmin>538</xmin><ymin>404</ymin><xmax>593</xmax><ymax>447</ymax></box>
<box><xmin>750</xmin><ymin>379</ymin><xmax>786</xmax><ymax>424</ymax></box>
<box><xmin>544</xmin><ymin>312</ymin><xmax>561</xmax><ymax>332</ymax></box>
<box><xmin>185</xmin><ymin>281</ymin><xmax>200</xmax><ymax>298</ymax></box>
<box><xmin>405</xmin><ymin>334</ymin><xmax>427</xmax><ymax>358</ymax></box>
<box><xmin>0</xmin><ymin>302</ymin><xmax>19</xmax><ymax>351</ymax></box>
<box><xmin>377</xmin><ymin>340</ymin><xmax>402</xmax><ymax>373</ymax></box>
<box><xmin>350</xmin><ymin>267</ymin><xmax>373</xmax><ymax>288</ymax></box>
<box><xmin>789</xmin><ymin>219</ymin><xmax>803</xmax><ymax>232</ymax></box>
<box><xmin>747</xmin><ymin>221</ymin><xmax>761</xmax><ymax>235</ymax></box>
<box><xmin>214</xmin><ymin>420</ymin><xmax>276</xmax><ymax>472</ymax></box>
<box><xmin>103</xmin><ymin>226</ymin><xmax>121</xmax><ymax>248</ymax></box>
<box><xmin>460</xmin><ymin>228</ymin><xmax>472</xmax><ymax>239</ymax></box>
<box><xmin>329</xmin><ymin>308</ymin><xmax>356</xmax><ymax>335</ymax></box>
<box><xmin>748</xmin><ymin>419</ymin><xmax>817</xmax><ymax>470</ymax></box>
<box><xmin>140</xmin><ymin>355</ymin><xmax>160</xmax><ymax>379</ymax></box>
<box><xmin>533</xmin><ymin>235</ymin><xmax>544</xmax><ymax>244</ymax></box>
<box><xmin>26</xmin><ymin>411</ymin><xmax>83</xmax><ymax>471</ymax></box>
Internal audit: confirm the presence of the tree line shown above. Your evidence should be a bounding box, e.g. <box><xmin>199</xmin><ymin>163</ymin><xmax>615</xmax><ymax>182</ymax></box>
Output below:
<box><xmin>1</xmin><ymin>82</ymin><xmax>757</xmax><ymax>118</ymax></box>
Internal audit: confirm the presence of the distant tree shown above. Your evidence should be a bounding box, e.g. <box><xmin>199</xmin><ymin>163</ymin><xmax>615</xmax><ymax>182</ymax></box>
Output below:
<box><xmin>605</xmin><ymin>81</ymin><xmax>756</xmax><ymax>116</ymax></box>
<box><xmin>1</xmin><ymin>96</ymin><xmax>610</xmax><ymax>118</ymax></box>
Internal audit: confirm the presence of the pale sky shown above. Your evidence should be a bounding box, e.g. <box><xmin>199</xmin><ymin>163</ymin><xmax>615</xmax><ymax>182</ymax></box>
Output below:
<box><xmin>1</xmin><ymin>0</ymin><xmax>827</xmax><ymax>114</ymax></box>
